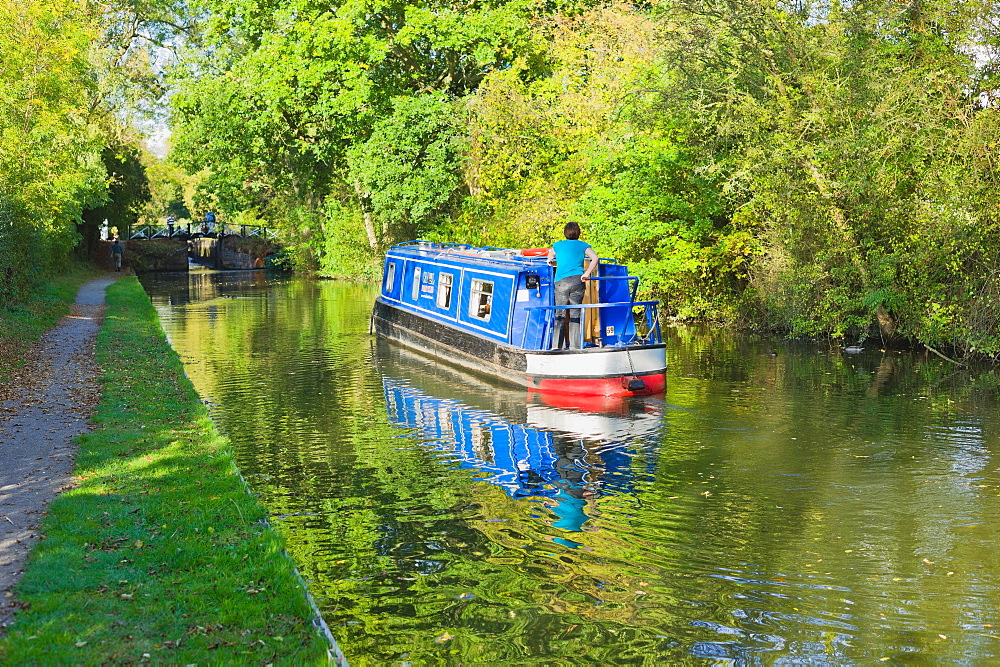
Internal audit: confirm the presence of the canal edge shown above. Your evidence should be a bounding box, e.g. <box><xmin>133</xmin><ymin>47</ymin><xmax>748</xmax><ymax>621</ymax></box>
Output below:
<box><xmin>165</xmin><ymin>335</ymin><xmax>349</xmax><ymax>664</ymax></box>
<box><xmin>235</xmin><ymin>464</ymin><xmax>349</xmax><ymax>666</ymax></box>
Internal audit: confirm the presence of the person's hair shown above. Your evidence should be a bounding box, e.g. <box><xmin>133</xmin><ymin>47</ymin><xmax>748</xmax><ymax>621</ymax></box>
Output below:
<box><xmin>563</xmin><ymin>222</ymin><xmax>581</xmax><ymax>240</ymax></box>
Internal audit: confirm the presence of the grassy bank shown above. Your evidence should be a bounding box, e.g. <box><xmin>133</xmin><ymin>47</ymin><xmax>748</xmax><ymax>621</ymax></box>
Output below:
<box><xmin>0</xmin><ymin>263</ymin><xmax>99</xmax><ymax>386</ymax></box>
<box><xmin>0</xmin><ymin>278</ymin><xmax>335</xmax><ymax>663</ymax></box>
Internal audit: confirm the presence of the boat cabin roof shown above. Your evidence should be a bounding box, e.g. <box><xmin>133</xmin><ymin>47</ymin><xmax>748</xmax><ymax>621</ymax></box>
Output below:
<box><xmin>387</xmin><ymin>241</ymin><xmax>553</xmax><ymax>273</ymax></box>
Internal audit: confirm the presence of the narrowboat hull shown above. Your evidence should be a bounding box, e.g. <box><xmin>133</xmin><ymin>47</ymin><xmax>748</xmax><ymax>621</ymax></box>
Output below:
<box><xmin>373</xmin><ymin>299</ymin><xmax>666</xmax><ymax>397</ymax></box>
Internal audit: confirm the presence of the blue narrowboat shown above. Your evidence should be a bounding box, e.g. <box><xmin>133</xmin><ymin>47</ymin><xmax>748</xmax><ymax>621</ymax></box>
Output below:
<box><xmin>371</xmin><ymin>241</ymin><xmax>666</xmax><ymax>396</ymax></box>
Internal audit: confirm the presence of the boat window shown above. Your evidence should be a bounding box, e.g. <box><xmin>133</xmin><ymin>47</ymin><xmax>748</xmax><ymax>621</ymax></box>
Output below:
<box><xmin>386</xmin><ymin>262</ymin><xmax>397</xmax><ymax>293</ymax></box>
<box><xmin>469</xmin><ymin>279</ymin><xmax>493</xmax><ymax>321</ymax></box>
<box><xmin>436</xmin><ymin>273</ymin><xmax>453</xmax><ymax>309</ymax></box>
<box><xmin>412</xmin><ymin>267</ymin><xmax>422</xmax><ymax>301</ymax></box>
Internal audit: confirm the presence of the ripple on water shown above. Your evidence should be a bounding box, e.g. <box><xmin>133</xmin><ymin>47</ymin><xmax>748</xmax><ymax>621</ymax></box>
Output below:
<box><xmin>141</xmin><ymin>274</ymin><xmax>1000</xmax><ymax>663</ymax></box>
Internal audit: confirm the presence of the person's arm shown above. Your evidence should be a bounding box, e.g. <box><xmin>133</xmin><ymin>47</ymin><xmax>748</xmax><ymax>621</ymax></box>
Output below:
<box><xmin>581</xmin><ymin>247</ymin><xmax>599</xmax><ymax>280</ymax></box>
<box><xmin>547</xmin><ymin>248</ymin><xmax>556</xmax><ymax>265</ymax></box>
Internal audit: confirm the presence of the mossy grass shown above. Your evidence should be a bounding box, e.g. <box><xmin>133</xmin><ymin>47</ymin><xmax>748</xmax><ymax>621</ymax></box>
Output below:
<box><xmin>0</xmin><ymin>262</ymin><xmax>99</xmax><ymax>385</ymax></box>
<box><xmin>0</xmin><ymin>278</ymin><xmax>332</xmax><ymax>663</ymax></box>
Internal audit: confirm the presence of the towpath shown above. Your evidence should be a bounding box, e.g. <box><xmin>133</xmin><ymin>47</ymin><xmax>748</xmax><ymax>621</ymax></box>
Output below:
<box><xmin>0</xmin><ymin>275</ymin><xmax>119</xmax><ymax>630</ymax></box>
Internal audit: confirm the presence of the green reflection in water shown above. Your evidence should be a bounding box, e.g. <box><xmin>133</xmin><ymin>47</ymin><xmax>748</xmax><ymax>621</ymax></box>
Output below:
<box><xmin>141</xmin><ymin>271</ymin><xmax>1000</xmax><ymax>663</ymax></box>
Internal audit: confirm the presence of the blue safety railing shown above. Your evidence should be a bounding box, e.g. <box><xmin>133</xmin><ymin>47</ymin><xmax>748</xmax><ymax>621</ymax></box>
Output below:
<box><xmin>522</xmin><ymin>300</ymin><xmax>662</xmax><ymax>350</ymax></box>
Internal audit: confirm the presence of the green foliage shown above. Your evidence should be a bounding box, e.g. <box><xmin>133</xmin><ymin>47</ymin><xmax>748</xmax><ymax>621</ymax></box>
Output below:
<box><xmin>169</xmin><ymin>0</ymin><xmax>547</xmax><ymax>270</ymax></box>
<box><xmin>443</xmin><ymin>5</ymin><xmax>748</xmax><ymax>317</ymax></box>
<box><xmin>80</xmin><ymin>142</ymin><xmax>153</xmax><ymax>256</ymax></box>
<box><xmin>314</xmin><ymin>198</ymin><xmax>384</xmax><ymax>278</ymax></box>
<box><xmin>141</xmin><ymin>154</ymin><xmax>191</xmax><ymax>223</ymax></box>
<box><xmin>168</xmin><ymin>0</ymin><xmax>1000</xmax><ymax>354</ymax></box>
<box><xmin>348</xmin><ymin>95</ymin><xmax>467</xmax><ymax>249</ymax></box>
<box><xmin>653</xmin><ymin>0</ymin><xmax>1000</xmax><ymax>350</ymax></box>
<box><xmin>572</xmin><ymin>134</ymin><xmax>738</xmax><ymax>317</ymax></box>
<box><xmin>0</xmin><ymin>0</ymin><xmax>186</xmax><ymax>301</ymax></box>
<box><xmin>0</xmin><ymin>0</ymin><xmax>107</xmax><ymax>295</ymax></box>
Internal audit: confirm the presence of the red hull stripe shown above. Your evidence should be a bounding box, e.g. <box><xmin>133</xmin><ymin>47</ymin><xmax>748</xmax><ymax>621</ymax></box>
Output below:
<box><xmin>527</xmin><ymin>373</ymin><xmax>666</xmax><ymax>397</ymax></box>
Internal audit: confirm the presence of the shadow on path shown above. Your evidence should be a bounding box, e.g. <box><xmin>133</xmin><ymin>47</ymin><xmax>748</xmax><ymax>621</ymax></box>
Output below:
<box><xmin>0</xmin><ymin>275</ymin><xmax>120</xmax><ymax>629</ymax></box>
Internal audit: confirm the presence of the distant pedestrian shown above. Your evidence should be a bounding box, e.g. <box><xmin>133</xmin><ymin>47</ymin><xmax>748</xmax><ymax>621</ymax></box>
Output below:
<box><xmin>112</xmin><ymin>238</ymin><xmax>123</xmax><ymax>272</ymax></box>
<box><xmin>167</xmin><ymin>214</ymin><xmax>175</xmax><ymax>237</ymax></box>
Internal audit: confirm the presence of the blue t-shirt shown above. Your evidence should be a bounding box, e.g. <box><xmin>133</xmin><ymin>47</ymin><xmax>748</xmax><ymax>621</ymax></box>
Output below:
<box><xmin>552</xmin><ymin>239</ymin><xmax>591</xmax><ymax>282</ymax></box>
<box><xmin>550</xmin><ymin>490</ymin><xmax>588</xmax><ymax>531</ymax></box>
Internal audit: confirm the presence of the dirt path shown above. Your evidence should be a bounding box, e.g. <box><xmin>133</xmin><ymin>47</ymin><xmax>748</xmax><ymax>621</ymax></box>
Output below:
<box><xmin>0</xmin><ymin>275</ymin><xmax>119</xmax><ymax>630</ymax></box>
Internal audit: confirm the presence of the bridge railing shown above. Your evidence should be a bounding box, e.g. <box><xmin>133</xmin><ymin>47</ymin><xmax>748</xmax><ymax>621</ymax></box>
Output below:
<box><xmin>123</xmin><ymin>224</ymin><xmax>277</xmax><ymax>240</ymax></box>
<box><xmin>219</xmin><ymin>224</ymin><xmax>278</xmax><ymax>240</ymax></box>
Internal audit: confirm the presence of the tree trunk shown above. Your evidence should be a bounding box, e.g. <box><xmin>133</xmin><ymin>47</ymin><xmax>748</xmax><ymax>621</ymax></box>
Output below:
<box><xmin>353</xmin><ymin>179</ymin><xmax>378</xmax><ymax>252</ymax></box>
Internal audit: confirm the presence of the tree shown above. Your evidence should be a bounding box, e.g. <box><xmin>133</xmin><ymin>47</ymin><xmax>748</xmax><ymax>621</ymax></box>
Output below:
<box><xmin>79</xmin><ymin>143</ymin><xmax>152</xmax><ymax>255</ymax></box>
<box><xmin>348</xmin><ymin>95</ymin><xmax>466</xmax><ymax>250</ymax></box>
<box><xmin>170</xmin><ymin>0</ymin><xmax>547</xmax><ymax>270</ymax></box>
<box><xmin>657</xmin><ymin>0</ymin><xmax>1000</xmax><ymax>348</ymax></box>
<box><xmin>0</xmin><ymin>0</ymin><xmax>106</xmax><ymax>302</ymax></box>
<box><xmin>450</xmin><ymin>5</ymin><xmax>742</xmax><ymax>315</ymax></box>
<box><xmin>142</xmin><ymin>154</ymin><xmax>192</xmax><ymax>223</ymax></box>
<box><xmin>0</xmin><ymin>0</ymin><xmax>191</xmax><ymax>302</ymax></box>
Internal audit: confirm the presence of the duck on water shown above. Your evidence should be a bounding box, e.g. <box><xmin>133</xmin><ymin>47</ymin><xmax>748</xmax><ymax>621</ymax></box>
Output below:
<box><xmin>371</xmin><ymin>240</ymin><xmax>667</xmax><ymax>397</ymax></box>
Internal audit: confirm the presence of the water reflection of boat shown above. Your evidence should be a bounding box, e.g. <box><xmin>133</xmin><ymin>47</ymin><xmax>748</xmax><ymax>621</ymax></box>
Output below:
<box><xmin>376</xmin><ymin>341</ymin><xmax>663</xmax><ymax>536</ymax></box>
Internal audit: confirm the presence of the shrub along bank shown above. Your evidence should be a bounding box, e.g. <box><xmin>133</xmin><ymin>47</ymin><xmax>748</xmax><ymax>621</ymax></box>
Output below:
<box><xmin>0</xmin><ymin>278</ymin><xmax>334</xmax><ymax>663</ymax></box>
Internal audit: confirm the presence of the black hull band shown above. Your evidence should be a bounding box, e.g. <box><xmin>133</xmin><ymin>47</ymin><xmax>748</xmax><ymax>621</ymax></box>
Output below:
<box><xmin>373</xmin><ymin>300</ymin><xmax>529</xmax><ymax>386</ymax></box>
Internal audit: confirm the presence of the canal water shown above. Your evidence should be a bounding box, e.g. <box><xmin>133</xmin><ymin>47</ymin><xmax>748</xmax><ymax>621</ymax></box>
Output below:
<box><xmin>141</xmin><ymin>270</ymin><xmax>1000</xmax><ymax>663</ymax></box>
